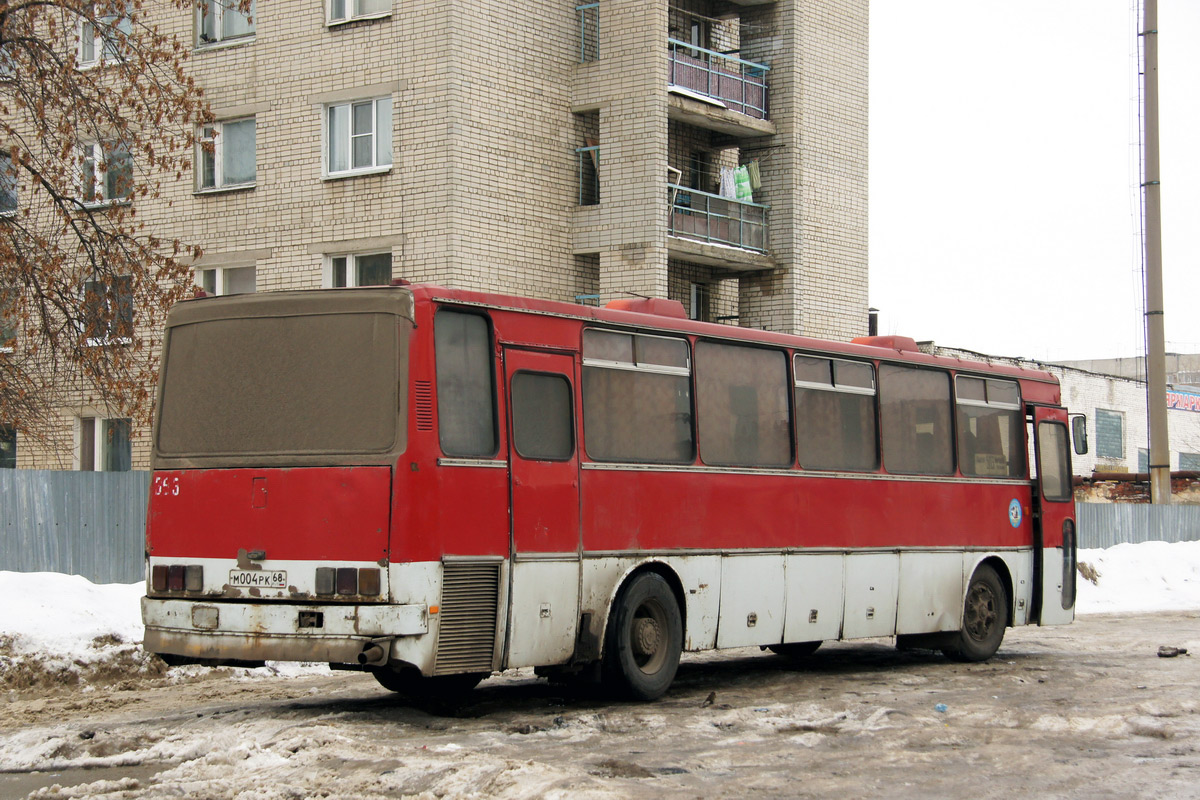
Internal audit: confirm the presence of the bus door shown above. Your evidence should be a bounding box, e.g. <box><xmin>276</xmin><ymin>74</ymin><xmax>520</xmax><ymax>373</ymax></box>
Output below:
<box><xmin>1032</xmin><ymin>406</ymin><xmax>1077</xmax><ymax>625</ymax></box>
<box><xmin>502</xmin><ymin>347</ymin><xmax>582</xmax><ymax>668</ymax></box>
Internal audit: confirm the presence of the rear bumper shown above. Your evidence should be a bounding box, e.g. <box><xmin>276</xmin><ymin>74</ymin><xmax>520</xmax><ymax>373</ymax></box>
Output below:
<box><xmin>142</xmin><ymin>597</ymin><xmax>429</xmax><ymax>664</ymax></box>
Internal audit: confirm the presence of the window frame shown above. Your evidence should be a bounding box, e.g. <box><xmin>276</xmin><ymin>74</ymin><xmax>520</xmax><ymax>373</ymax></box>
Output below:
<box><xmin>694</xmin><ymin>339</ymin><xmax>791</xmax><ymax>468</ymax></box>
<box><xmin>79</xmin><ymin>141</ymin><xmax>133</xmax><ymax>206</ymax></box>
<box><xmin>77</xmin><ymin>415</ymin><xmax>132</xmax><ymax>471</ymax></box>
<box><xmin>78</xmin><ymin>4</ymin><xmax>131</xmax><ymax>68</ymax></box>
<box><xmin>510</xmin><ymin>370</ymin><xmax>575</xmax><ymax>462</ymax></box>
<box><xmin>0</xmin><ymin>151</ymin><xmax>17</xmax><ymax>216</ymax></box>
<box><xmin>196</xmin><ymin>117</ymin><xmax>256</xmax><ymax>192</ymax></box>
<box><xmin>792</xmin><ymin>353</ymin><xmax>879</xmax><ymax>472</ymax></box>
<box><xmin>877</xmin><ymin>362</ymin><xmax>955</xmax><ymax>476</ymax></box>
<box><xmin>327</xmin><ymin>0</ymin><xmax>391</xmax><ymax>27</ymax></box>
<box><xmin>324</xmin><ymin>251</ymin><xmax>392</xmax><ymax>288</ymax></box>
<box><xmin>197</xmin><ymin>264</ymin><xmax>256</xmax><ymax>295</ymax></box>
<box><xmin>953</xmin><ymin>374</ymin><xmax>1026</xmax><ymax>479</ymax></box>
<box><xmin>581</xmin><ymin>327</ymin><xmax>695</xmax><ymax>465</ymax></box>
<box><xmin>1094</xmin><ymin>408</ymin><xmax>1124</xmax><ymax>460</ymax></box>
<box><xmin>434</xmin><ymin>308</ymin><xmax>499</xmax><ymax>459</ymax></box>
<box><xmin>323</xmin><ymin>96</ymin><xmax>393</xmax><ymax>179</ymax></box>
<box><xmin>0</xmin><ymin>424</ymin><xmax>14</xmax><ymax>469</ymax></box>
<box><xmin>80</xmin><ymin>275</ymin><xmax>134</xmax><ymax>346</ymax></box>
<box><xmin>195</xmin><ymin>0</ymin><xmax>255</xmax><ymax>48</ymax></box>
<box><xmin>0</xmin><ymin>284</ymin><xmax>16</xmax><ymax>352</ymax></box>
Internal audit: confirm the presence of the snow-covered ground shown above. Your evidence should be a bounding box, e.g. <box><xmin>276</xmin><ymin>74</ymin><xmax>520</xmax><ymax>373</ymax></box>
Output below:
<box><xmin>1</xmin><ymin>540</ymin><xmax>1198</xmax><ymax>670</ymax></box>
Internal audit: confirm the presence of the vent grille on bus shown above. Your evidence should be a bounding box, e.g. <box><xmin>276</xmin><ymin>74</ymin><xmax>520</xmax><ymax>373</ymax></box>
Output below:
<box><xmin>433</xmin><ymin>561</ymin><xmax>500</xmax><ymax>675</ymax></box>
<box><xmin>414</xmin><ymin>380</ymin><xmax>434</xmax><ymax>431</ymax></box>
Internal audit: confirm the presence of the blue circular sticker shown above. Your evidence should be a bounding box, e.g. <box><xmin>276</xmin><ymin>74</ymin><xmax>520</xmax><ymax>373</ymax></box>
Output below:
<box><xmin>1008</xmin><ymin>499</ymin><xmax>1023</xmax><ymax>528</ymax></box>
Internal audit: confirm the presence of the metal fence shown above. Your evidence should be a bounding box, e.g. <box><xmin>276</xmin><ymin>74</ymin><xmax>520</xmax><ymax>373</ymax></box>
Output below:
<box><xmin>0</xmin><ymin>469</ymin><xmax>149</xmax><ymax>584</ymax></box>
<box><xmin>1076</xmin><ymin>502</ymin><xmax>1200</xmax><ymax>549</ymax></box>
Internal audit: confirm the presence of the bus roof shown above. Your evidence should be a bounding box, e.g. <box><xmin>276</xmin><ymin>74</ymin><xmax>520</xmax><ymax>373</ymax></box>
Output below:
<box><xmin>409</xmin><ymin>284</ymin><xmax>1061</xmax><ymax>403</ymax></box>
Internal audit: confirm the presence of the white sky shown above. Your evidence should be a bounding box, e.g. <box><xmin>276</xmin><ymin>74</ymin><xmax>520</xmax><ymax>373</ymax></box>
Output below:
<box><xmin>869</xmin><ymin>1</ymin><xmax>1200</xmax><ymax>362</ymax></box>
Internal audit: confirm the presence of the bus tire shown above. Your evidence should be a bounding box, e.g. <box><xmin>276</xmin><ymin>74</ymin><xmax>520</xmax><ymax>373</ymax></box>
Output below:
<box><xmin>602</xmin><ymin>572</ymin><xmax>682</xmax><ymax>701</ymax></box>
<box><xmin>370</xmin><ymin>666</ymin><xmax>485</xmax><ymax>698</ymax></box>
<box><xmin>768</xmin><ymin>641</ymin><xmax>822</xmax><ymax>659</ymax></box>
<box><xmin>943</xmin><ymin>564</ymin><xmax>1008</xmax><ymax>663</ymax></box>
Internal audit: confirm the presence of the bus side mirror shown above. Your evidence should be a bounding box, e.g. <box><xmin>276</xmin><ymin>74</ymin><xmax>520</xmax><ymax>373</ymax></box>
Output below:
<box><xmin>1070</xmin><ymin>415</ymin><xmax>1088</xmax><ymax>455</ymax></box>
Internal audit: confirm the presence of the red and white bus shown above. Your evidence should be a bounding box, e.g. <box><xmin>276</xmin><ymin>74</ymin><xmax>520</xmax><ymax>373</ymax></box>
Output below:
<box><xmin>142</xmin><ymin>284</ymin><xmax>1081</xmax><ymax>700</ymax></box>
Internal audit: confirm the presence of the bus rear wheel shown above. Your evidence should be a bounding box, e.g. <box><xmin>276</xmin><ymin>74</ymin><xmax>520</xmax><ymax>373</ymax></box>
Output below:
<box><xmin>943</xmin><ymin>564</ymin><xmax>1008</xmax><ymax>663</ymax></box>
<box><xmin>603</xmin><ymin>572</ymin><xmax>682</xmax><ymax>701</ymax></box>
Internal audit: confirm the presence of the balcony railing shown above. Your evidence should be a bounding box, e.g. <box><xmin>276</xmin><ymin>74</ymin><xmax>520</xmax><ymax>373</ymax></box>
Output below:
<box><xmin>669</xmin><ymin>185</ymin><xmax>767</xmax><ymax>253</ymax></box>
<box><xmin>668</xmin><ymin>39</ymin><xmax>768</xmax><ymax>119</ymax></box>
<box><xmin>577</xmin><ymin>3</ymin><xmax>598</xmax><ymax>63</ymax></box>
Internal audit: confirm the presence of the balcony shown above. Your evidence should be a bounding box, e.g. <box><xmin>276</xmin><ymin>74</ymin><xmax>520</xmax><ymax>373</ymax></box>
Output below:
<box><xmin>668</xmin><ymin>185</ymin><xmax>773</xmax><ymax>271</ymax></box>
<box><xmin>668</xmin><ymin>39</ymin><xmax>768</xmax><ymax>116</ymax></box>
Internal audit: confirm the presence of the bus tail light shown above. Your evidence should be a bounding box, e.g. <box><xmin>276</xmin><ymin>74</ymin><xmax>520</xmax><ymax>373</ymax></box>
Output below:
<box><xmin>152</xmin><ymin>565</ymin><xmax>168</xmax><ymax>592</ymax></box>
<box><xmin>315</xmin><ymin>567</ymin><xmax>380</xmax><ymax>596</ymax></box>
<box><xmin>358</xmin><ymin>568</ymin><xmax>381</xmax><ymax>596</ymax></box>
<box><xmin>336</xmin><ymin>567</ymin><xmax>357</xmax><ymax>595</ymax></box>
<box><xmin>152</xmin><ymin>564</ymin><xmax>204</xmax><ymax>593</ymax></box>
<box><xmin>316</xmin><ymin>567</ymin><xmax>335</xmax><ymax>596</ymax></box>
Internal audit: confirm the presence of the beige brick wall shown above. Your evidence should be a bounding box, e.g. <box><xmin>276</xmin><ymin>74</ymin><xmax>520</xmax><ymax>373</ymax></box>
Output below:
<box><xmin>15</xmin><ymin>0</ymin><xmax>869</xmax><ymax>470</ymax></box>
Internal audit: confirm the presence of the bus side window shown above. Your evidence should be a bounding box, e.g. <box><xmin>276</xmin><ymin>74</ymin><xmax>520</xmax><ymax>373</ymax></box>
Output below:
<box><xmin>878</xmin><ymin>364</ymin><xmax>953</xmax><ymax>475</ymax></box>
<box><xmin>794</xmin><ymin>355</ymin><xmax>878</xmax><ymax>471</ymax></box>
<box><xmin>694</xmin><ymin>341</ymin><xmax>790</xmax><ymax>468</ymax></box>
<box><xmin>955</xmin><ymin>376</ymin><xmax>1026</xmax><ymax>478</ymax></box>
<box><xmin>434</xmin><ymin>310</ymin><xmax>498</xmax><ymax>457</ymax></box>
<box><xmin>582</xmin><ymin>329</ymin><xmax>693</xmax><ymax>464</ymax></box>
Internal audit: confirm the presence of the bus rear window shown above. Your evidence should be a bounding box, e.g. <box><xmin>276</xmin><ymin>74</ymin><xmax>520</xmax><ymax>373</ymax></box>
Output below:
<box><xmin>435</xmin><ymin>310</ymin><xmax>498</xmax><ymax>457</ymax></box>
<box><xmin>157</xmin><ymin>312</ymin><xmax>402</xmax><ymax>457</ymax></box>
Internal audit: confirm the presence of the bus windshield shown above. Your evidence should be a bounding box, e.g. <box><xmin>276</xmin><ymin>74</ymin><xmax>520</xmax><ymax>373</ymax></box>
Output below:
<box><xmin>155</xmin><ymin>297</ymin><xmax>409</xmax><ymax>461</ymax></box>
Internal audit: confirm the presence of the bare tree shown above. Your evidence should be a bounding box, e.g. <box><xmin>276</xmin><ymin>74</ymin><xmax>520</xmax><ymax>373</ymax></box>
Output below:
<box><xmin>0</xmin><ymin>0</ymin><xmax>219</xmax><ymax>450</ymax></box>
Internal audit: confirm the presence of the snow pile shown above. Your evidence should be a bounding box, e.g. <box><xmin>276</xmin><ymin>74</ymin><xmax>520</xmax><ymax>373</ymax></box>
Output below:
<box><xmin>1</xmin><ymin>538</ymin><xmax>1198</xmax><ymax>692</ymax></box>
<box><xmin>1076</xmin><ymin>540</ymin><xmax>1200</xmax><ymax>614</ymax></box>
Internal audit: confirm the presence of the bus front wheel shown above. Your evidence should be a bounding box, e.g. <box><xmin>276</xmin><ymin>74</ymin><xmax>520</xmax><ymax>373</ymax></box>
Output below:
<box><xmin>943</xmin><ymin>564</ymin><xmax>1008</xmax><ymax>663</ymax></box>
<box><xmin>602</xmin><ymin>572</ymin><xmax>683</xmax><ymax>701</ymax></box>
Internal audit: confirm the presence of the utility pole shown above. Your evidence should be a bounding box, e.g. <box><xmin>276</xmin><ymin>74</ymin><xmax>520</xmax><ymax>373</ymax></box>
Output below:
<box><xmin>1141</xmin><ymin>0</ymin><xmax>1171</xmax><ymax>504</ymax></box>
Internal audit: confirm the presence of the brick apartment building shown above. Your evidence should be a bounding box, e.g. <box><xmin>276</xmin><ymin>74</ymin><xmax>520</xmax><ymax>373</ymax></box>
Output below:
<box><xmin>5</xmin><ymin>0</ymin><xmax>869</xmax><ymax>470</ymax></box>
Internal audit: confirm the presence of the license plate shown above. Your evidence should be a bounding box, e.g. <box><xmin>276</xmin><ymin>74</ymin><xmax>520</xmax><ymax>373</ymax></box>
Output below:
<box><xmin>227</xmin><ymin>569</ymin><xmax>287</xmax><ymax>589</ymax></box>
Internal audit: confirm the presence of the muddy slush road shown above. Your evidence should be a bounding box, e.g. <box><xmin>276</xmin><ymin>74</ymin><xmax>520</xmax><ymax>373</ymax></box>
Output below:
<box><xmin>2</xmin><ymin>612</ymin><xmax>1200</xmax><ymax>800</ymax></box>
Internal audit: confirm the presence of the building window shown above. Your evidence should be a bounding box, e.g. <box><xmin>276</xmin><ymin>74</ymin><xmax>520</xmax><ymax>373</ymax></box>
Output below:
<box><xmin>82</xmin><ymin>275</ymin><xmax>133</xmax><ymax>345</ymax></box>
<box><xmin>0</xmin><ymin>284</ymin><xmax>15</xmax><ymax>351</ymax></box>
<box><xmin>78</xmin><ymin>416</ymin><xmax>131</xmax><ymax>471</ymax></box>
<box><xmin>328</xmin><ymin>0</ymin><xmax>389</xmax><ymax>25</ymax></box>
<box><xmin>79</xmin><ymin>3</ymin><xmax>131</xmax><ymax>67</ymax></box>
<box><xmin>1094</xmin><ymin>409</ymin><xmax>1124</xmax><ymax>460</ymax></box>
<box><xmin>0</xmin><ymin>424</ymin><xmax>14</xmax><ymax>469</ymax></box>
<box><xmin>327</xmin><ymin>252</ymin><xmax>391</xmax><ymax>287</ymax></box>
<box><xmin>0</xmin><ymin>152</ymin><xmax>17</xmax><ymax>215</ymax></box>
<box><xmin>197</xmin><ymin>0</ymin><xmax>254</xmax><ymax>45</ymax></box>
<box><xmin>325</xmin><ymin>97</ymin><xmax>392</xmax><ymax>176</ymax></box>
<box><xmin>197</xmin><ymin>118</ymin><xmax>255</xmax><ymax>190</ymax></box>
<box><xmin>80</xmin><ymin>141</ymin><xmax>133</xmax><ymax>205</ymax></box>
<box><xmin>1137</xmin><ymin>448</ymin><xmax>1149</xmax><ymax>473</ymax></box>
<box><xmin>198</xmin><ymin>265</ymin><xmax>256</xmax><ymax>295</ymax></box>
<box><xmin>1181</xmin><ymin>452</ymin><xmax>1200</xmax><ymax>471</ymax></box>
